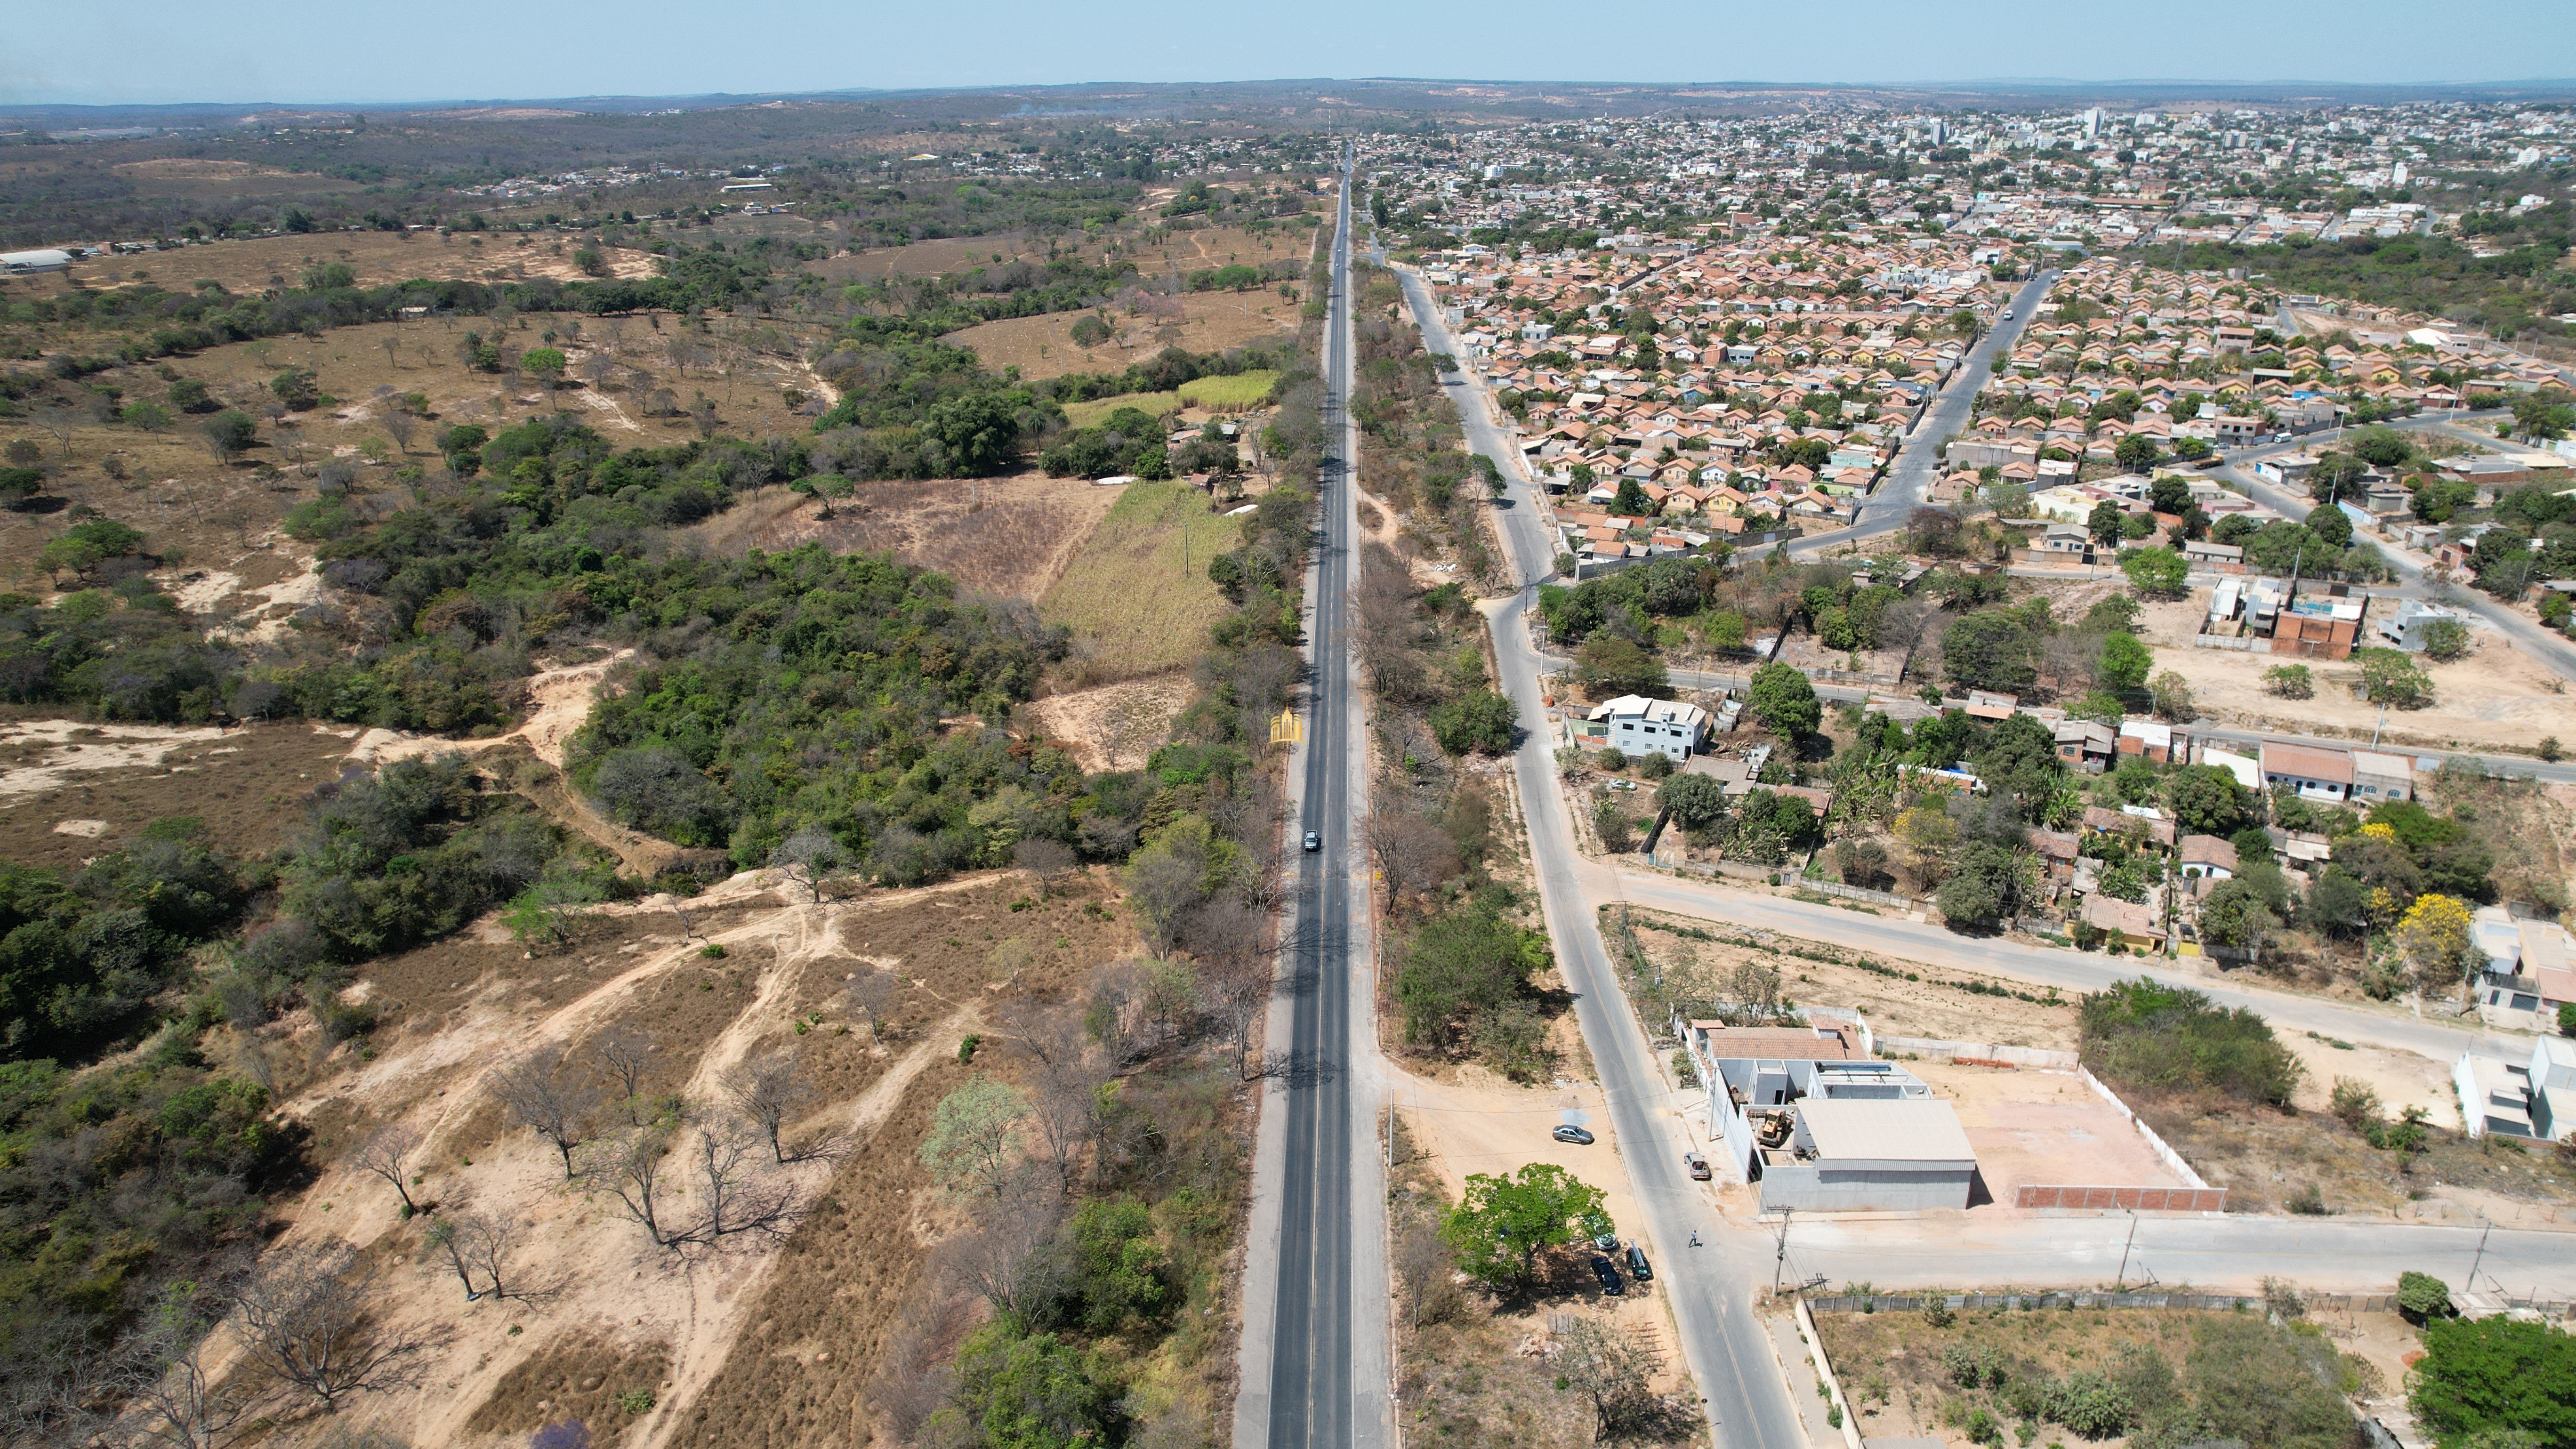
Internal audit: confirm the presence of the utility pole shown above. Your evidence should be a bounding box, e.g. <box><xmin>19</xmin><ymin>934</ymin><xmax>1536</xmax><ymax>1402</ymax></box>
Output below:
<box><xmin>1386</xmin><ymin>1094</ymin><xmax>1395</xmax><ymax>1170</ymax></box>
<box><xmin>2115</xmin><ymin>1210</ymin><xmax>2139</xmax><ymax>1289</ymax></box>
<box><xmin>2468</xmin><ymin>1216</ymin><xmax>2493</xmax><ymax>1296</ymax></box>
<box><xmin>1773</xmin><ymin>1208</ymin><xmax>1792</xmax><ymax>1292</ymax></box>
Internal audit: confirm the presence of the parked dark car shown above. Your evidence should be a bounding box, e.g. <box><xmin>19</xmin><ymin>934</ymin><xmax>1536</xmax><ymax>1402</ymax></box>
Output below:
<box><xmin>1552</xmin><ymin>1124</ymin><xmax>1594</xmax><ymax>1145</ymax></box>
<box><xmin>1626</xmin><ymin>1243</ymin><xmax>1653</xmax><ymax>1282</ymax></box>
<box><xmin>1589</xmin><ymin>1254</ymin><xmax>1624</xmax><ymax>1296</ymax></box>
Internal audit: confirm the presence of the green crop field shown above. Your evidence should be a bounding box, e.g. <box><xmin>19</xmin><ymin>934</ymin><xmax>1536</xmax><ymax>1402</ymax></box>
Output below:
<box><xmin>1058</xmin><ymin>370</ymin><xmax>1279</xmax><ymax>430</ymax></box>
<box><xmin>1178</xmin><ymin>369</ymin><xmax>1280</xmax><ymax>408</ymax></box>
<box><xmin>1064</xmin><ymin>390</ymin><xmax>1182</xmax><ymax>429</ymax></box>
<box><xmin>1038</xmin><ymin>479</ymin><xmax>1245</xmax><ymax>677</ymax></box>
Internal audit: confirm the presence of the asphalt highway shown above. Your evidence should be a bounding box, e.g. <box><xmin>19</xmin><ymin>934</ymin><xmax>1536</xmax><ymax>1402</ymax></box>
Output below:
<box><xmin>1258</xmin><ymin>154</ymin><xmax>1385</xmax><ymax>1449</ymax></box>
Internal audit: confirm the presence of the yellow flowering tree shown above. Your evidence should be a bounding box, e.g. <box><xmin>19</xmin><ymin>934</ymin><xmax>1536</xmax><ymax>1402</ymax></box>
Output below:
<box><xmin>2395</xmin><ymin>893</ymin><xmax>2475</xmax><ymax>992</ymax></box>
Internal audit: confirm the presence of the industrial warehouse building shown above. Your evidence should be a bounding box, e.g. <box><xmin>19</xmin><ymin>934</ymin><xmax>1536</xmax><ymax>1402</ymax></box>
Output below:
<box><xmin>1679</xmin><ymin>1018</ymin><xmax>1980</xmax><ymax>1211</ymax></box>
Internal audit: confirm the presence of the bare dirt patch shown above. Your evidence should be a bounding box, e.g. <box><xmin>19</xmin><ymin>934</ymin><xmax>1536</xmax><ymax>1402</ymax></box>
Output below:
<box><xmin>2118</xmin><ymin>586</ymin><xmax>2572</xmax><ymax>753</ymax></box>
<box><xmin>0</xmin><ymin>716</ymin><xmax>361</xmax><ymax>870</ymax></box>
<box><xmin>1911</xmin><ymin>1060</ymin><xmax>2188</xmax><ymax>1204</ymax></box>
<box><xmin>239</xmin><ymin>868</ymin><xmax>1145</xmax><ymax>1448</ymax></box>
<box><xmin>951</xmin><ymin>290</ymin><xmax>1298</xmax><ymax>382</ymax></box>
<box><xmin>1024</xmin><ymin>673</ymin><xmax>1196</xmax><ymax>772</ymax></box>
<box><xmin>680</xmin><ymin>471</ymin><xmax>1120</xmax><ymax>601</ymax></box>
<box><xmin>2141</xmin><ymin>1094</ymin><xmax>2576</xmax><ymax>1227</ymax></box>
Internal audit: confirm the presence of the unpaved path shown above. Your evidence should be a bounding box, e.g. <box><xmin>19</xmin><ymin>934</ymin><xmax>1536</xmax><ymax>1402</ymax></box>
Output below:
<box><xmin>269</xmin><ymin>878</ymin><xmax>994</xmax><ymax>1449</ymax></box>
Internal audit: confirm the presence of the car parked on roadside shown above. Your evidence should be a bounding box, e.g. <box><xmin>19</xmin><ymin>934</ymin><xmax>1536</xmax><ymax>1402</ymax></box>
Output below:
<box><xmin>1684</xmin><ymin>1151</ymin><xmax>1711</xmax><ymax>1180</ymax></box>
<box><xmin>1552</xmin><ymin>1124</ymin><xmax>1594</xmax><ymax>1145</ymax></box>
<box><xmin>1589</xmin><ymin>1254</ymin><xmax>1624</xmax><ymax>1296</ymax></box>
<box><xmin>1626</xmin><ymin>1243</ymin><xmax>1653</xmax><ymax>1281</ymax></box>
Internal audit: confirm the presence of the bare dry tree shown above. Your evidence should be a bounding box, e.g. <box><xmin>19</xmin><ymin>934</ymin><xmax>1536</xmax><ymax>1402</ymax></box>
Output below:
<box><xmin>489</xmin><ymin>1053</ymin><xmax>601</xmax><ymax>1179</ymax></box>
<box><xmin>108</xmin><ymin>1310</ymin><xmax>272</xmax><ymax>1449</ymax></box>
<box><xmin>1012</xmin><ymin>837</ymin><xmax>1079</xmax><ymax>897</ymax></box>
<box><xmin>381</xmin><ymin>409</ymin><xmax>417</xmax><ymax>455</ymax></box>
<box><xmin>949</xmin><ymin>1183</ymin><xmax>1069</xmax><ymax>1321</ymax></box>
<box><xmin>841</xmin><ymin>970</ymin><xmax>901</xmax><ymax>1046</ymax></box>
<box><xmin>865</xmin><ymin>1281</ymin><xmax>978</xmax><ymax>1443</ymax></box>
<box><xmin>578</xmin><ymin>1125</ymin><xmax>681</xmax><ymax>1248</ymax></box>
<box><xmin>349</xmin><ymin>1124</ymin><xmax>424</xmax><ymax>1216</ymax></box>
<box><xmin>999</xmin><ymin>1002</ymin><xmax>1109</xmax><ymax>1197</ymax></box>
<box><xmin>690</xmin><ymin>1117</ymin><xmax>798</xmax><ymax>1241</ymax></box>
<box><xmin>229</xmin><ymin>1244</ymin><xmax>433</xmax><ymax>1412</ymax></box>
<box><xmin>457</xmin><ymin>1210</ymin><xmax>525</xmax><ymax>1302</ymax></box>
<box><xmin>721</xmin><ymin>1050</ymin><xmax>822</xmax><ymax>1163</ymax></box>
<box><xmin>1394</xmin><ymin>1220</ymin><xmax>1458</xmax><ymax>1330</ymax></box>
<box><xmin>419</xmin><ymin>1217</ymin><xmax>481</xmax><ymax>1302</ymax></box>
<box><xmin>769</xmin><ymin>826</ymin><xmax>843</xmax><ymax>904</ymax></box>
<box><xmin>590</xmin><ymin>1024</ymin><xmax>658</xmax><ymax>1122</ymax></box>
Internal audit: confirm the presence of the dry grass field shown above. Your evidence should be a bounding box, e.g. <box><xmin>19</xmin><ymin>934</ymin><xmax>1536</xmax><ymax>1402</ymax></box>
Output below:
<box><xmin>10</xmin><ymin>229</ymin><xmax>663</xmax><ymax>299</ymax></box>
<box><xmin>812</xmin><ymin>234</ymin><xmax>1059</xmax><ymax>283</ymax></box>
<box><xmin>1038</xmin><ymin>479</ymin><xmax>1248</xmax><ymax>680</ymax></box>
<box><xmin>956</xmin><ymin>289</ymin><xmax>1299</xmax><ymax>382</ymax></box>
<box><xmin>0</xmin><ymin>314</ymin><xmax>835</xmax><ymax>593</ymax></box>
<box><xmin>682</xmin><ymin>470</ymin><xmax>1122</xmax><ymax>602</ymax></box>
<box><xmin>230</xmin><ymin>866</ymin><xmax>1159</xmax><ymax>1449</ymax></box>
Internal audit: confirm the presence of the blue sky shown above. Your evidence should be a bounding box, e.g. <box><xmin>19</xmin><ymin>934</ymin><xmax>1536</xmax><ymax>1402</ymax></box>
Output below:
<box><xmin>4</xmin><ymin>0</ymin><xmax>2572</xmax><ymax>107</ymax></box>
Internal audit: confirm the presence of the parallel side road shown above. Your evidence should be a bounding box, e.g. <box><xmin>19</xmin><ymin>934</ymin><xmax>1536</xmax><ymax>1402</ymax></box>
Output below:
<box><xmin>1612</xmin><ymin>869</ymin><xmax>2513</xmax><ymax>1064</ymax></box>
<box><xmin>1395</xmin><ymin>262</ymin><xmax>1808</xmax><ymax>1449</ymax></box>
<box><xmin>1786</xmin><ymin>1215</ymin><xmax>2576</xmax><ymax>1301</ymax></box>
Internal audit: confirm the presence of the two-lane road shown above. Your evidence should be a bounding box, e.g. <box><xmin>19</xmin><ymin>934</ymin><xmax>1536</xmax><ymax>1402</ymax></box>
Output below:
<box><xmin>1394</xmin><ymin>260</ymin><xmax>1809</xmax><ymax>1449</ymax></box>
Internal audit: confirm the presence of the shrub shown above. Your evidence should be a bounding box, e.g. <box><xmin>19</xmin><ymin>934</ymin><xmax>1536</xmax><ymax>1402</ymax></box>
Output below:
<box><xmin>2397</xmin><ymin>1270</ymin><xmax>2457</xmax><ymax>1324</ymax></box>
<box><xmin>2262</xmin><ymin>663</ymin><xmax>2314</xmax><ymax>699</ymax></box>
<box><xmin>2328</xmin><ymin>1077</ymin><xmax>2382</xmax><ymax>1131</ymax></box>
<box><xmin>2078</xmin><ymin>978</ymin><xmax>2303</xmax><ymax>1108</ymax></box>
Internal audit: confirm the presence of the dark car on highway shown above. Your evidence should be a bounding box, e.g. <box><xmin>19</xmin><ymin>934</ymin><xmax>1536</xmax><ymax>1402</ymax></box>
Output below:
<box><xmin>1552</xmin><ymin>1124</ymin><xmax>1594</xmax><ymax>1145</ymax></box>
<box><xmin>1589</xmin><ymin>1254</ymin><xmax>1624</xmax><ymax>1296</ymax></box>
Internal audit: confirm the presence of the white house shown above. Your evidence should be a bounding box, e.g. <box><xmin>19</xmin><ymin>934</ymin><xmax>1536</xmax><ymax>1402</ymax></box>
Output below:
<box><xmin>1587</xmin><ymin>694</ymin><xmax>1710</xmax><ymax>762</ymax></box>
<box><xmin>2455</xmin><ymin>1036</ymin><xmax>2576</xmax><ymax>1142</ymax></box>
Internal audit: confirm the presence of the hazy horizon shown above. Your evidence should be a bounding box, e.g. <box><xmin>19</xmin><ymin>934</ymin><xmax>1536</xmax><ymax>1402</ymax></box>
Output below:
<box><xmin>7</xmin><ymin>0</ymin><xmax>2574</xmax><ymax>109</ymax></box>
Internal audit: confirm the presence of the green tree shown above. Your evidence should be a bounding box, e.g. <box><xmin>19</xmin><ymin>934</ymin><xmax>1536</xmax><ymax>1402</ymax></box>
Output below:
<box><xmin>1614</xmin><ymin>478</ymin><xmax>1651</xmax><ymax>516</ymax></box>
<box><xmin>936</xmin><ymin>1320</ymin><xmax>1119</xmax><ymax>1449</ymax></box>
<box><xmin>2305</xmin><ymin>502</ymin><xmax>2354</xmax><ymax>548</ymax></box>
<box><xmin>2358</xmin><ymin>648</ymin><xmax>2435</xmax><ymax>708</ymax></box>
<box><xmin>2097</xmin><ymin>631</ymin><xmax>2153</xmax><ymax>692</ymax></box>
<box><xmin>203</xmin><ymin>409</ymin><xmax>258</xmax><ymax>463</ymax></box>
<box><xmin>2398</xmin><ymin>1271</ymin><xmax>2459</xmax><ymax>1325</ymax></box>
<box><xmin>1942</xmin><ymin>610</ymin><xmax>2039</xmax><ymax>694</ymax></box>
<box><xmin>2120</xmin><ymin>546</ymin><xmax>2189</xmax><ymax>598</ymax></box>
<box><xmin>2089</xmin><ymin>499</ymin><xmax>2129</xmax><ymax>547</ymax></box>
<box><xmin>926</xmin><ymin>390</ymin><xmax>1023</xmax><ymax>475</ymax></box>
<box><xmin>1936</xmin><ymin>842</ymin><xmax>2025</xmax><ymax>929</ymax></box>
<box><xmin>918</xmin><ymin>1075</ymin><xmax>1030</xmax><ymax>1196</ymax></box>
<box><xmin>1393</xmin><ymin>903</ymin><xmax>1551</xmax><ymax>1048</ymax></box>
<box><xmin>1430</xmin><ymin>691</ymin><xmax>1519</xmax><ymax>755</ymax></box>
<box><xmin>1748</xmin><ymin>660</ymin><xmax>1821</xmax><ymax>738</ymax></box>
<box><xmin>1658</xmin><ymin>773</ymin><xmax>1729</xmax><ymax>832</ymax></box>
<box><xmin>2413</xmin><ymin>1317</ymin><xmax>2576</xmax><ymax>1449</ymax></box>
<box><xmin>1441</xmin><ymin>1163</ymin><xmax>1607</xmax><ymax>1289</ymax></box>
<box><xmin>2263</xmin><ymin>663</ymin><xmax>2314</xmax><ymax>699</ymax></box>
<box><xmin>520</xmin><ymin>347</ymin><xmax>568</xmax><ymax>391</ymax></box>
<box><xmin>2114</xmin><ymin>433</ymin><xmax>2161</xmax><ymax>472</ymax></box>
<box><xmin>2168</xmin><ymin>765</ymin><xmax>2254</xmax><ymax>836</ymax></box>
<box><xmin>2198</xmin><ymin>878</ymin><xmax>2280</xmax><ymax>956</ymax></box>
<box><xmin>2420</xmin><ymin>616</ymin><xmax>2471</xmax><ymax>661</ymax></box>
<box><xmin>1572</xmin><ymin>636</ymin><xmax>1669</xmax><ymax>698</ymax></box>
<box><xmin>269</xmin><ymin>367</ymin><xmax>321</xmax><ymax>411</ymax></box>
<box><xmin>38</xmin><ymin>518</ymin><xmax>147</xmax><ymax>580</ymax></box>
